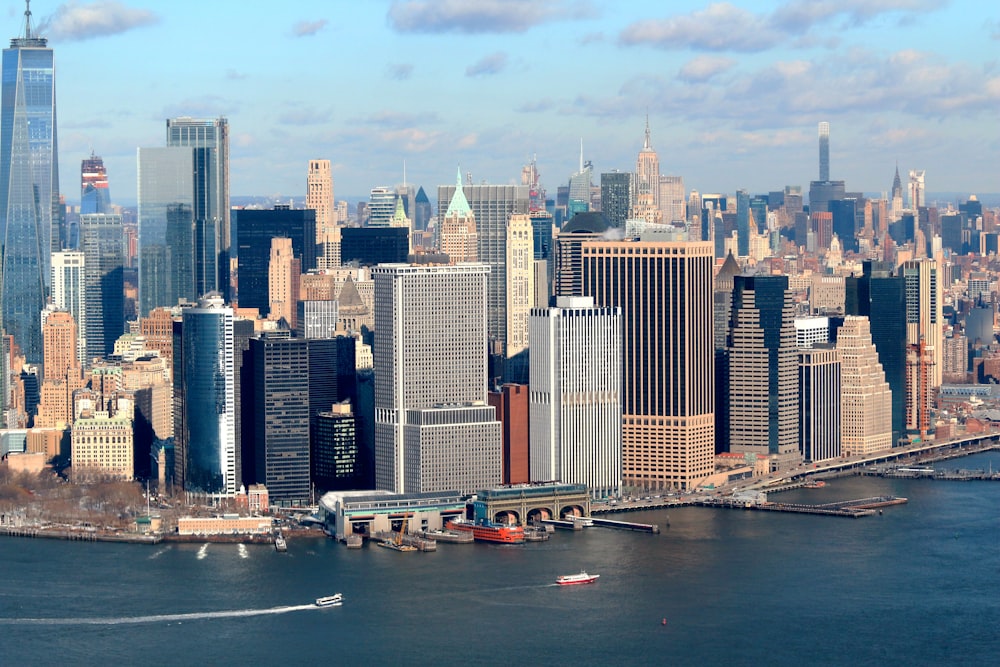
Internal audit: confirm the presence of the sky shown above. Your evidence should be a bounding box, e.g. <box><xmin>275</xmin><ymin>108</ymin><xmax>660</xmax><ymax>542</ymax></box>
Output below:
<box><xmin>12</xmin><ymin>0</ymin><xmax>1000</xmax><ymax>206</ymax></box>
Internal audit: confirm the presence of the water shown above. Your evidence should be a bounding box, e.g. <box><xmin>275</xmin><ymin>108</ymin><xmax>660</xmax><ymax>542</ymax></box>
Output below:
<box><xmin>2</xmin><ymin>452</ymin><xmax>999</xmax><ymax>666</ymax></box>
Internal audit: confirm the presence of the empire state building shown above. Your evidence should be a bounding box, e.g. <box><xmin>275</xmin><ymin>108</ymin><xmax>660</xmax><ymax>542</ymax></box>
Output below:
<box><xmin>0</xmin><ymin>1</ymin><xmax>59</xmax><ymax>366</ymax></box>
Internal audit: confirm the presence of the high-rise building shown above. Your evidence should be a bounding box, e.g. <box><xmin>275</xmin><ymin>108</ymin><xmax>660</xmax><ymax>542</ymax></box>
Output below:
<box><xmin>902</xmin><ymin>258</ymin><xmax>942</xmax><ymax>390</ymax></box>
<box><xmin>798</xmin><ymin>345</ymin><xmax>840</xmax><ymax>462</ymax></box>
<box><xmin>313</xmin><ymin>401</ymin><xmax>362</xmax><ymax>492</ymax></box>
<box><xmin>487</xmin><ymin>384</ymin><xmax>529</xmax><ymax>485</ymax></box>
<box><xmin>727</xmin><ymin>275</ymin><xmax>799</xmax><ymax>470</ymax></box>
<box><xmin>372</xmin><ymin>263</ymin><xmax>501</xmax><ymax>494</ymax></box>
<box><xmin>818</xmin><ymin>121</ymin><xmax>830</xmax><ymax>181</ymax></box>
<box><xmin>438</xmin><ymin>168</ymin><xmax>478</xmax><ymax>263</ymax></box>
<box><xmin>340</xmin><ymin>227</ymin><xmax>410</xmax><ymax>266</ymax></box>
<box><xmin>529</xmin><ymin>296</ymin><xmax>622</xmax><ymax>499</ymax></box>
<box><xmin>165</xmin><ymin>117</ymin><xmax>230</xmax><ymax>302</ymax></box>
<box><xmin>81</xmin><ymin>152</ymin><xmax>111</xmax><ymax>215</ymax></box>
<box><xmin>413</xmin><ymin>186</ymin><xmax>432</xmax><ymax>232</ymax></box>
<box><xmin>51</xmin><ymin>251</ymin><xmax>87</xmax><ymax>368</ymax></box>
<box><xmin>307</xmin><ymin>159</ymin><xmax>337</xmax><ymax>269</ymax></box>
<box><xmin>837</xmin><ymin>316</ymin><xmax>893</xmax><ymax>456</ymax></box>
<box><xmin>582</xmin><ymin>241</ymin><xmax>714</xmax><ymax>491</ymax></box>
<box><xmin>505</xmin><ymin>213</ymin><xmax>534</xmax><ymax>383</ymax></box>
<box><xmin>267</xmin><ymin>237</ymin><xmax>300</xmax><ymax>330</ymax></box>
<box><xmin>736</xmin><ymin>190</ymin><xmax>751</xmax><ymax>257</ymax></box>
<box><xmin>178</xmin><ymin>295</ymin><xmax>236</xmax><ymax>497</ymax></box>
<box><xmin>79</xmin><ymin>214</ymin><xmax>124</xmax><ymax>360</ymax></box>
<box><xmin>234</xmin><ymin>206</ymin><xmax>316</xmax><ymax>315</ymax></box>
<box><xmin>600</xmin><ymin>171</ymin><xmax>632</xmax><ymax>229</ymax></box>
<box><xmin>436</xmin><ymin>181</ymin><xmax>530</xmax><ymax>382</ymax></box>
<box><xmin>244</xmin><ymin>334</ymin><xmax>311</xmax><ymax>504</ymax></box>
<box><xmin>137</xmin><ymin>147</ymin><xmax>195</xmax><ymax>316</ymax></box>
<box><xmin>35</xmin><ymin>309</ymin><xmax>85</xmax><ymax>429</ymax></box>
<box><xmin>659</xmin><ymin>175</ymin><xmax>686</xmax><ymax>224</ymax></box>
<box><xmin>908</xmin><ymin>170</ymin><xmax>926</xmax><ymax>211</ymax></box>
<box><xmin>635</xmin><ymin>118</ymin><xmax>660</xmax><ymax>212</ymax></box>
<box><xmin>554</xmin><ymin>212</ymin><xmax>610</xmax><ymax>298</ymax></box>
<box><xmin>567</xmin><ymin>143</ymin><xmax>592</xmax><ymax>215</ymax></box>
<box><xmin>367</xmin><ymin>187</ymin><xmax>396</xmax><ymax>227</ymax></box>
<box><xmin>0</xmin><ymin>5</ymin><xmax>59</xmax><ymax>365</ymax></box>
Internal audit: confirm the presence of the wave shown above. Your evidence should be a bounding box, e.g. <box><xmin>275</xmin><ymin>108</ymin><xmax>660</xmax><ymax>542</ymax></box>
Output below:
<box><xmin>1</xmin><ymin>603</ymin><xmax>321</xmax><ymax>626</ymax></box>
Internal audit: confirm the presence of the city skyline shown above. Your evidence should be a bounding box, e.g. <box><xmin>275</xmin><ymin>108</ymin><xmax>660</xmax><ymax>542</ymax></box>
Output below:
<box><xmin>16</xmin><ymin>0</ymin><xmax>999</xmax><ymax>205</ymax></box>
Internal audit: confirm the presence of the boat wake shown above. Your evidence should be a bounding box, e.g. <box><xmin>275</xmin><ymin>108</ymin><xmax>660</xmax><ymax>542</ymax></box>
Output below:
<box><xmin>0</xmin><ymin>604</ymin><xmax>319</xmax><ymax>626</ymax></box>
<box><xmin>238</xmin><ymin>544</ymin><xmax>249</xmax><ymax>559</ymax></box>
<box><xmin>196</xmin><ymin>544</ymin><xmax>208</xmax><ymax>560</ymax></box>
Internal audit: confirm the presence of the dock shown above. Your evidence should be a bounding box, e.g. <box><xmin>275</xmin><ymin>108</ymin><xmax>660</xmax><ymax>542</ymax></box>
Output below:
<box><xmin>589</xmin><ymin>517</ymin><xmax>660</xmax><ymax>534</ymax></box>
<box><xmin>540</xmin><ymin>518</ymin><xmax>581</xmax><ymax>531</ymax></box>
<box><xmin>859</xmin><ymin>466</ymin><xmax>1000</xmax><ymax>481</ymax></box>
<box><xmin>694</xmin><ymin>495</ymin><xmax>907</xmax><ymax>518</ymax></box>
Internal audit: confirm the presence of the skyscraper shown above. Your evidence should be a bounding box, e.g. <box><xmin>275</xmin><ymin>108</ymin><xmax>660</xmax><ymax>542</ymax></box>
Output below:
<box><xmin>600</xmin><ymin>171</ymin><xmax>632</xmax><ymax>229</ymax></box>
<box><xmin>635</xmin><ymin>118</ymin><xmax>660</xmax><ymax>212</ymax></box>
<box><xmin>567</xmin><ymin>142</ymin><xmax>592</xmax><ymax>215</ymax></box>
<box><xmin>837</xmin><ymin>316</ymin><xmax>893</xmax><ymax>456</ymax></box>
<box><xmin>438</xmin><ymin>168</ymin><xmax>478</xmax><ymax>263</ymax></box>
<box><xmin>0</xmin><ymin>4</ymin><xmax>59</xmax><ymax>365</ymax></box>
<box><xmin>727</xmin><ymin>275</ymin><xmax>799</xmax><ymax>469</ymax></box>
<box><xmin>582</xmin><ymin>240</ymin><xmax>715</xmax><ymax>491</ymax></box>
<box><xmin>373</xmin><ymin>263</ymin><xmax>501</xmax><ymax>494</ymax></box>
<box><xmin>79</xmin><ymin>214</ymin><xmax>124</xmax><ymax>360</ymax></box>
<box><xmin>165</xmin><ymin>117</ymin><xmax>230</xmax><ymax>302</ymax></box>
<box><xmin>307</xmin><ymin>159</ymin><xmax>337</xmax><ymax>269</ymax></box>
<box><xmin>798</xmin><ymin>346</ymin><xmax>840</xmax><ymax>462</ymax></box>
<box><xmin>818</xmin><ymin>121</ymin><xmax>830</xmax><ymax>181</ymax></box>
<box><xmin>178</xmin><ymin>295</ymin><xmax>236</xmax><ymax>497</ymax></box>
<box><xmin>529</xmin><ymin>296</ymin><xmax>622</xmax><ymax>499</ymax></box>
<box><xmin>268</xmin><ymin>237</ymin><xmax>300</xmax><ymax>330</ymax></box>
<box><xmin>505</xmin><ymin>212</ymin><xmax>535</xmax><ymax>383</ymax></box>
<box><xmin>81</xmin><ymin>152</ymin><xmax>111</xmax><ymax>214</ymax></box>
<box><xmin>234</xmin><ymin>206</ymin><xmax>316</xmax><ymax>315</ymax></box>
<box><xmin>437</xmin><ymin>180</ymin><xmax>530</xmax><ymax>382</ymax></box>
<box><xmin>50</xmin><ymin>251</ymin><xmax>87</xmax><ymax>368</ymax></box>
<box><xmin>367</xmin><ymin>187</ymin><xmax>396</xmax><ymax>227</ymax></box>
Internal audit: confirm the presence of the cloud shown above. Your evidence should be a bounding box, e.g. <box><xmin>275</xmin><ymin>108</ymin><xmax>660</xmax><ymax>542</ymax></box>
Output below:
<box><xmin>292</xmin><ymin>19</ymin><xmax>327</xmax><ymax>37</ymax></box>
<box><xmin>278</xmin><ymin>107</ymin><xmax>332</xmax><ymax>126</ymax></box>
<box><xmin>466</xmin><ymin>52</ymin><xmax>507</xmax><ymax>77</ymax></box>
<box><xmin>160</xmin><ymin>96</ymin><xmax>231</xmax><ymax>121</ymax></box>
<box><xmin>387</xmin><ymin>63</ymin><xmax>414</xmax><ymax>80</ymax></box>
<box><xmin>678</xmin><ymin>55</ymin><xmax>736</xmax><ymax>82</ymax></box>
<box><xmin>387</xmin><ymin>0</ymin><xmax>594</xmax><ymax>34</ymax></box>
<box><xmin>517</xmin><ymin>98</ymin><xmax>556</xmax><ymax>113</ymax></box>
<box><xmin>37</xmin><ymin>1</ymin><xmax>158</xmax><ymax>41</ymax></box>
<box><xmin>360</xmin><ymin>111</ymin><xmax>442</xmax><ymax>129</ymax></box>
<box><xmin>620</xmin><ymin>0</ymin><xmax>945</xmax><ymax>53</ymax></box>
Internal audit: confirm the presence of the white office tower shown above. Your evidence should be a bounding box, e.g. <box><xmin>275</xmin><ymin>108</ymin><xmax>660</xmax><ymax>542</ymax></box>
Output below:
<box><xmin>837</xmin><ymin>316</ymin><xmax>893</xmax><ymax>457</ymax></box>
<box><xmin>529</xmin><ymin>296</ymin><xmax>622</xmax><ymax>499</ymax></box>
<box><xmin>373</xmin><ymin>263</ymin><xmax>501</xmax><ymax>494</ymax></box>
<box><xmin>51</xmin><ymin>251</ymin><xmax>87</xmax><ymax>368</ymax></box>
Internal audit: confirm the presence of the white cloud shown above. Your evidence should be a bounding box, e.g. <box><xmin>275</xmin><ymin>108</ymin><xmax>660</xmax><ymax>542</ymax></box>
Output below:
<box><xmin>292</xmin><ymin>19</ymin><xmax>327</xmax><ymax>37</ymax></box>
<box><xmin>38</xmin><ymin>1</ymin><xmax>158</xmax><ymax>42</ymax></box>
<box><xmin>387</xmin><ymin>0</ymin><xmax>594</xmax><ymax>34</ymax></box>
<box><xmin>466</xmin><ymin>52</ymin><xmax>508</xmax><ymax>77</ymax></box>
<box><xmin>678</xmin><ymin>55</ymin><xmax>736</xmax><ymax>82</ymax></box>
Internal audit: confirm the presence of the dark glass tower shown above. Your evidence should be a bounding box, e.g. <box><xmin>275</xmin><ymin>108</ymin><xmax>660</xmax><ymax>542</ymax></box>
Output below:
<box><xmin>0</xmin><ymin>4</ymin><xmax>59</xmax><ymax>365</ymax></box>
<box><xmin>79</xmin><ymin>213</ymin><xmax>124</xmax><ymax>359</ymax></box>
<box><xmin>735</xmin><ymin>190</ymin><xmax>750</xmax><ymax>257</ymax></box>
<box><xmin>600</xmin><ymin>171</ymin><xmax>632</xmax><ymax>229</ymax></box>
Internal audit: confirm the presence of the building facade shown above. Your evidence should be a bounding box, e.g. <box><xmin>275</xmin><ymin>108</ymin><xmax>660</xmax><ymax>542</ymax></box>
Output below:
<box><xmin>79</xmin><ymin>213</ymin><xmax>125</xmax><ymax>360</ymax></box>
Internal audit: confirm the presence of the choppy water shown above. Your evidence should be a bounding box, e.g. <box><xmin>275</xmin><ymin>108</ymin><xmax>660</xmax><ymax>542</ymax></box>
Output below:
<box><xmin>2</xmin><ymin>452</ymin><xmax>998</xmax><ymax>666</ymax></box>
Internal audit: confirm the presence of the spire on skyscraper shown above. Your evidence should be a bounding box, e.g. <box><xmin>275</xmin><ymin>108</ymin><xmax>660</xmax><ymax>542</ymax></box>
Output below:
<box><xmin>643</xmin><ymin>113</ymin><xmax>652</xmax><ymax>150</ymax></box>
<box><xmin>445</xmin><ymin>166</ymin><xmax>472</xmax><ymax>217</ymax></box>
<box><xmin>891</xmin><ymin>162</ymin><xmax>902</xmax><ymax>198</ymax></box>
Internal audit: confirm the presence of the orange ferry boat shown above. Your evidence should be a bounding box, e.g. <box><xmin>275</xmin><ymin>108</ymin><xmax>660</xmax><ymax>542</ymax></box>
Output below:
<box><xmin>446</xmin><ymin>518</ymin><xmax>525</xmax><ymax>544</ymax></box>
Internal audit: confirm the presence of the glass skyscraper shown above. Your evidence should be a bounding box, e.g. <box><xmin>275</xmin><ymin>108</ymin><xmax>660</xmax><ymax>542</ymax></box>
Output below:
<box><xmin>0</xmin><ymin>7</ymin><xmax>59</xmax><ymax>365</ymax></box>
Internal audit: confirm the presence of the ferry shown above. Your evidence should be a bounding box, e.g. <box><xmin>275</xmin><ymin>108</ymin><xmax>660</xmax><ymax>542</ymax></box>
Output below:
<box><xmin>315</xmin><ymin>594</ymin><xmax>343</xmax><ymax>607</ymax></box>
<box><xmin>566</xmin><ymin>516</ymin><xmax>594</xmax><ymax>527</ymax></box>
<box><xmin>446</xmin><ymin>518</ymin><xmax>525</xmax><ymax>544</ymax></box>
<box><xmin>556</xmin><ymin>572</ymin><xmax>600</xmax><ymax>586</ymax></box>
<box><xmin>803</xmin><ymin>480</ymin><xmax>827</xmax><ymax>489</ymax></box>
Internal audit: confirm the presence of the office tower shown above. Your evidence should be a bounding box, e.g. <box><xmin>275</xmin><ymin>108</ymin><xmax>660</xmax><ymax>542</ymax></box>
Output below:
<box><xmin>837</xmin><ymin>316</ymin><xmax>893</xmax><ymax>456</ymax></box>
<box><xmin>902</xmin><ymin>258</ymin><xmax>942</xmax><ymax>389</ymax></box>
<box><xmin>830</xmin><ymin>198</ymin><xmax>859</xmax><ymax>253</ymax></box>
<box><xmin>436</xmin><ymin>180</ymin><xmax>530</xmax><ymax>381</ymax></box>
<box><xmin>713</xmin><ymin>253</ymin><xmax>741</xmax><ymax>453</ymax></box>
<box><xmin>165</xmin><ymin>117</ymin><xmax>230</xmax><ymax>302</ymax></box>
<box><xmin>71</xmin><ymin>397</ymin><xmax>134</xmax><ymax>481</ymax></box>
<box><xmin>366</xmin><ymin>187</ymin><xmax>395</xmax><ymax>227</ymax></box>
<box><xmin>818</xmin><ymin>121</ymin><xmax>830</xmax><ymax>181</ymax></box>
<box><xmin>735</xmin><ymin>190</ymin><xmax>750</xmax><ymax>257</ymax></box>
<box><xmin>137</xmin><ymin>147</ymin><xmax>195</xmax><ymax>316</ymax></box>
<box><xmin>795</xmin><ymin>316</ymin><xmax>831</xmax><ymax>348</ymax></box>
<box><xmin>659</xmin><ymin>175</ymin><xmax>686</xmax><ymax>224</ymax></box>
<box><xmin>373</xmin><ymin>263</ymin><xmax>501</xmax><ymax>494</ymax></box>
<box><xmin>81</xmin><ymin>152</ymin><xmax>110</xmax><ymax>214</ymax></box>
<box><xmin>267</xmin><ymin>237</ymin><xmax>300</xmax><ymax>329</ymax></box>
<box><xmin>908</xmin><ymin>170</ymin><xmax>925</xmax><ymax>211</ymax></box>
<box><xmin>313</xmin><ymin>401</ymin><xmax>361</xmax><ymax>492</ymax></box>
<box><xmin>307</xmin><ymin>159</ymin><xmax>337</xmax><ymax>269</ymax></box>
<box><xmin>505</xmin><ymin>213</ymin><xmax>534</xmax><ymax>383</ymax></box>
<box><xmin>35</xmin><ymin>310</ymin><xmax>84</xmax><ymax>428</ymax></box>
<box><xmin>530</xmin><ymin>210</ymin><xmax>554</xmax><ymax>261</ymax></box>
<box><xmin>340</xmin><ymin>227</ymin><xmax>410</xmax><ymax>266</ymax></box>
<box><xmin>51</xmin><ymin>251</ymin><xmax>87</xmax><ymax>368</ymax></box>
<box><xmin>0</xmin><ymin>5</ymin><xmax>59</xmax><ymax>366</ymax></box>
<box><xmin>413</xmin><ymin>186</ymin><xmax>432</xmax><ymax>231</ymax></box>
<box><xmin>297</xmin><ymin>300</ymin><xmax>339</xmax><ymax>339</ymax></box>
<box><xmin>529</xmin><ymin>296</ymin><xmax>622</xmax><ymax>499</ymax></box>
<box><xmin>727</xmin><ymin>275</ymin><xmax>799</xmax><ymax>470</ymax></box>
<box><xmin>635</xmin><ymin>118</ymin><xmax>660</xmax><ymax>212</ymax></box>
<box><xmin>554</xmin><ymin>212</ymin><xmax>609</xmax><ymax>298</ymax></box>
<box><xmin>79</xmin><ymin>213</ymin><xmax>124</xmax><ymax>360</ymax></box>
<box><xmin>798</xmin><ymin>346</ymin><xmax>841</xmax><ymax>462</ymax></box>
<box><xmin>244</xmin><ymin>334</ymin><xmax>310</xmax><ymax>504</ymax></box>
<box><xmin>179</xmin><ymin>295</ymin><xmax>236</xmax><ymax>497</ymax></box>
<box><xmin>600</xmin><ymin>171</ymin><xmax>632</xmax><ymax>229</ymax></box>
<box><xmin>438</xmin><ymin>168</ymin><xmax>478</xmax><ymax>263</ymax></box>
<box><xmin>582</xmin><ymin>241</ymin><xmax>714</xmax><ymax>491</ymax></box>
<box><xmin>234</xmin><ymin>206</ymin><xmax>316</xmax><ymax>315</ymax></box>
<box><xmin>890</xmin><ymin>164</ymin><xmax>904</xmax><ymax>221</ymax></box>
<box><xmin>813</xmin><ymin>211</ymin><xmax>833</xmax><ymax>250</ymax></box>
<box><xmin>487</xmin><ymin>384</ymin><xmax>529</xmax><ymax>485</ymax></box>
<box><xmin>567</xmin><ymin>143</ymin><xmax>592</xmax><ymax>215</ymax></box>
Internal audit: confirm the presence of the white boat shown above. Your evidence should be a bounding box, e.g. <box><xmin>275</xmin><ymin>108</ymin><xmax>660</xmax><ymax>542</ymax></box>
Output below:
<box><xmin>274</xmin><ymin>533</ymin><xmax>287</xmax><ymax>552</ymax></box>
<box><xmin>567</xmin><ymin>516</ymin><xmax>594</xmax><ymax>527</ymax></box>
<box><xmin>556</xmin><ymin>571</ymin><xmax>600</xmax><ymax>585</ymax></box>
<box><xmin>315</xmin><ymin>594</ymin><xmax>343</xmax><ymax>607</ymax></box>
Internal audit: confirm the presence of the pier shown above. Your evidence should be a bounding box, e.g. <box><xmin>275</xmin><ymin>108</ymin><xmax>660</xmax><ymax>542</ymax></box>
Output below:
<box><xmin>858</xmin><ymin>466</ymin><xmax>1000</xmax><ymax>481</ymax></box>
<box><xmin>589</xmin><ymin>517</ymin><xmax>660</xmax><ymax>534</ymax></box>
<box><xmin>694</xmin><ymin>495</ymin><xmax>907</xmax><ymax>518</ymax></box>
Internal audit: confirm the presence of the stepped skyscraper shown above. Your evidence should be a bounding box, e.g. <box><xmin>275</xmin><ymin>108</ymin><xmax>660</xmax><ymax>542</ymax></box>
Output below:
<box><xmin>1</xmin><ymin>3</ymin><xmax>59</xmax><ymax>365</ymax></box>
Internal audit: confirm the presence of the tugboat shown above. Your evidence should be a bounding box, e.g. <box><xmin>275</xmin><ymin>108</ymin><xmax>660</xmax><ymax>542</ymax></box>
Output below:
<box><xmin>556</xmin><ymin>571</ymin><xmax>600</xmax><ymax>586</ymax></box>
<box><xmin>315</xmin><ymin>594</ymin><xmax>343</xmax><ymax>607</ymax></box>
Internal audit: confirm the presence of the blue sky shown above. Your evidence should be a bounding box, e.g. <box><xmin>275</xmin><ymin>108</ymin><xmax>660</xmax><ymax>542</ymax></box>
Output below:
<box><xmin>15</xmin><ymin>0</ymin><xmax>1000</xmax><ymax>205</ymax></box>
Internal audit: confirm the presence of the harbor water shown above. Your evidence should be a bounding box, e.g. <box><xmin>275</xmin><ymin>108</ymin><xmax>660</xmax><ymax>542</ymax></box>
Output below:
<box><xmin>2</xmin><ymin>452</ymin><xmax>998</xmax><ymax>666</ymax></box>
